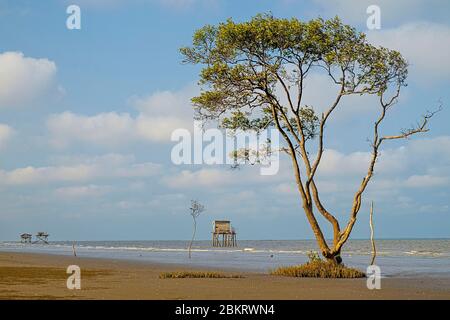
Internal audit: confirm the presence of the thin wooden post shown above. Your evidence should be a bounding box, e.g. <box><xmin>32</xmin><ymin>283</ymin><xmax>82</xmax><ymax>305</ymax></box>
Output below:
<box><xmin>370</xmin><ymin>201</ymin><xmax>377</xmax><ymax>265</ymax></box>
<box><xmin>72</xmin><ymin>242</ymin><xmax>77</xmax><ymax>257</ymax></box>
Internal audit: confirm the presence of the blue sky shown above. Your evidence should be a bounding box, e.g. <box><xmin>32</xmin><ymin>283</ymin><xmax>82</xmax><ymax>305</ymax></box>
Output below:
<box><xmin>0</xmin><ymin>0</ymin><xmax>449</xmax><ymax>241</ymax></box>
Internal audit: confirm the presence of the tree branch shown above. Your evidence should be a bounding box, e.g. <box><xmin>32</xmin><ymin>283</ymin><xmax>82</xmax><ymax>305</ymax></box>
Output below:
<box><xmin>335</xmin><ymin>96</ymin><xmax>441</xmax><ymax>253</ymax></box>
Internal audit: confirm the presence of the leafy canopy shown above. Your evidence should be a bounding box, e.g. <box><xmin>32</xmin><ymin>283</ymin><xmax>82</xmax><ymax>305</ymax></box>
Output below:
<box><xmin>180</xmin><ymin>14</ymin><xmax>407</xmax><ymax>141</ymax></box>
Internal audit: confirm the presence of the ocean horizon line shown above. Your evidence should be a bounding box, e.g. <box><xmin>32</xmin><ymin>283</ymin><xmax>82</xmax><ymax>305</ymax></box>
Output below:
<box><xmin>3</xmin><ymin>237</ymin><xmax>449</xmax><ymax>242</ymax></box>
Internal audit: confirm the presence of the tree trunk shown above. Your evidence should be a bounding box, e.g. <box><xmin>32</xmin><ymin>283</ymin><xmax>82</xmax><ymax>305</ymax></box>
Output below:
<box><xmin>325</xmin><ymin>251</ymin><xmax>343</xmax><ymax>265</ymax></box>
<box><xmin>188</xmin><ymin>219</ymin><xmax>196</xmax><ymax>259</ymax></box>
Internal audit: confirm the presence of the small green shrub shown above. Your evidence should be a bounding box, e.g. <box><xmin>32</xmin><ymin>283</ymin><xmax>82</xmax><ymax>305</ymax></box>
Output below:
<box><xmin>270</xmin><ymin>252</ymin><xmax>365</xmax><ymax>278</ymax></box>
<box><xmin>306</xmin><ymin>251</ymin><xmax>322</xmax><ymax>263</ymax></box>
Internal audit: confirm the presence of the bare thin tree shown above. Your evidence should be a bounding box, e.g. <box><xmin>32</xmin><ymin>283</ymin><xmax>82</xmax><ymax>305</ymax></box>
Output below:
<box><xmin>188</xmin><ymin>200</ymin><xmax>205</xmax><ymax>259</ymax></box>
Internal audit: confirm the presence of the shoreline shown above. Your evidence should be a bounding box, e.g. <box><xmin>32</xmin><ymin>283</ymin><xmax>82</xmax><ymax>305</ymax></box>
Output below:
<box><xmin>2</xmin><ymin>239</ymin><xmax>450</xmax><ymax>278</ymax></box>
<box><xmin>1</xmin><ymin>251</ymin><xmax>449</xmax><ymax>299</ymax></box>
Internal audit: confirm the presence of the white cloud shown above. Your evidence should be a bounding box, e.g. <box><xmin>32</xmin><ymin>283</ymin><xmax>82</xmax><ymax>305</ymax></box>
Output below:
<box><xmin>0</xmin><ymin>153</ymin><xmax>161</xmax><ymax>185</ymax></box>
<box><xmin>47</xmin><ymin>85</ymin><xmax>196</xmax><ymax>147</ymax></box>
<box><xmin>0</xmin><ymin>51</ymin><xmax>58</xmax><ymax>108</ymax></box>
<box><xmin>287</xmin><ymin>2</ymin><xmax>450</xmax><ymax>81</ymax></box>
<box><xmin>316</xmin><ymin>149</ymin><xmax>371</xmax><ymax>176</ymax></box>
<box><xmin>163</xmin><ymin>168</ymin><xmax>235</xmax><ymax>188</ymax></box>
<box><xmin>274</xmin><ymin>182</ymin><xmax>296</xmax><ymax>195</ymax></box>
<box><xmin>47</xmin><ymin>112</ymin><xmax>137</xmax><ymax>147</ymax></box>
<box><xmin>311</xmin><ymin>0</ymin><xmax>445</xmax><ymax>25</ymax></box>
<box><xmin>3</xmin><ymin>165</ymin><xmax>93</xmax><ymax>185</ymax></box>
<box><xmin>314</xmin><ymin>136</ymin><xmax>450</xmax><ymax>179</ymax></box>
<box><xmin>377</xmin><ymin>136</ymin><xmax>450</xmax><ymax>176</ymax></box>
<box><xmin>273</xmin><ymin>136</ymin><xmax>450</xmax><ymax>201</ymax></box>
<box><xmin>367</xmin><ymin>22</ymin><xmax>450</xmax><ymax>80</ymax></box>
<box><xmin>54</xmin><ymin>184</ymin><xmax>113</xmax><ymax>198</ymax></box>
<box><xmin>71</xmin><ymin>0</ymin><xmax>217</xmax><ymax>8</ymax></box>
<box><xmin>131</xmin><ymin>85</ymin><xmax>196</xmax><ymax>141</ymax></box>
<box><xmin>404</xmin><ymin>175</ymin><xmax>449</xmax><ymax>188</ymax></box>
<box><xmin>146</xmin><ymin>193</ymin><xmax>187</xmax><ymax>207</ymax></box>
<box><xmin>60</xmin><ymin>0</ymin><xmax>218</xmax><ymax>11</ymax></box>
<box><xmin>131</xmin><ymin>87</ymin><xmax>194</xmax><ymax>116</ymax></box>
<box><xmin>60</xmin><ymin>0</ymin><xmax>127</xmax><ymax>9</ymax></box>
<box><xmin>158</xmin><ymin>0</ymin><xmax>196</xmax><ymax>9</ymax></box>
<box><xmin>163</xmin><ymin>136</ymin><xmax>450</xmax><ymax>194</ymax></box>
<box><xmin>418</xmin><ymin>204</ymin><xmax>449</xmax><ymax>213</ymax></box>
<box><xmin>279</xmin><ymin>72</ymin><xmax>382</xmax><ymax>121</ymax></box>
<box><xmin>135</xmin><ymin>114</ymin><xmax>190</xmax><ymax>142</ymax></box>
<box><xmin>47</xmin><ymin>112</ymin><xmax>192</xmax><ymax>147</ymax></box>
<box><xmin>0</xmin><ymin>124</ymin><xmax>13</xmax><ymax>148</ymax></box>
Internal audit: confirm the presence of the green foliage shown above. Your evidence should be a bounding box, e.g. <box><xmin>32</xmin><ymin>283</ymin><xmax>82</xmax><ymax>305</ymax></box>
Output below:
<box><xmin>306</xmin><ymin>250</ymin><xmax>322</xmax><ymax>263</ymax></box>
<box><xmin>270</xmin><ymin>250</ymin><xmax>365</xmax><ymax>278</ymax></box>
<box><xmin>270</xmin><ymin>261</ymin><xmax>365</xmax><ymax>278</ymax></box>
<box><xmin>181</xmin><ymin>14</ymin><xmax>407</xmax><ymax>140</ymax></box>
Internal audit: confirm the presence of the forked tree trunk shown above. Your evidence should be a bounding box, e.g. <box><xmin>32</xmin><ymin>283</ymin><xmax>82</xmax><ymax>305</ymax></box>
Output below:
<box><xmin>323</xmin><ymin>249</ymin><xmax>342</xmax><ymax>265</ymax></box>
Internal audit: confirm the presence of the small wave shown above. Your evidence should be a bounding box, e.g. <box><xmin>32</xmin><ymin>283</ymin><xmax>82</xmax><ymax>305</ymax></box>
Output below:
<box><xmin>404</xmin><ymin>250</ymin><xmax>444</xmax><ymax>257</ymax></box>
<box><xmin>76</xmin><ymin>245</ymin><xmax>243</xmax><ymax>254</ymax></box>
<box><xmin>2</xmin><ymin>241</ymin><xmax>448</xmax><ymax>258</ymax></box>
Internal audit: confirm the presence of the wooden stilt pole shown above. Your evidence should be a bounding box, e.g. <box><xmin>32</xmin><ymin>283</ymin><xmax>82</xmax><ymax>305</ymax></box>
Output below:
<box><xmin>370</xmin><ymin>201</ymin><xmax>377</xmax><ymax>265</ymax></box>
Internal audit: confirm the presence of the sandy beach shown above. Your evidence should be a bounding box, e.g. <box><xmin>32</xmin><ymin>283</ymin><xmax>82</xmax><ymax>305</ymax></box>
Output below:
<box><xmin>0</xmin><ymin>251</ymin><xmax>449</xmax><ymax>300</ymax></box>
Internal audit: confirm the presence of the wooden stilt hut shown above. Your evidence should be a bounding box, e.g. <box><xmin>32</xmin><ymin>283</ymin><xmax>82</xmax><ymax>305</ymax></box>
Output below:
<box><xmin>34</xmin><ymin>232</ymin><xmax>49</xmax><ymax>244</ymax></box>
<box><xmin>20</xmin><ymin>233</ymin><xmax>32</xmax><ymax>243</ymax></box>
<box><xmin>212</xmin><ymin>220</ymin><xmax>237</xmax><ymax>247</ymax></box>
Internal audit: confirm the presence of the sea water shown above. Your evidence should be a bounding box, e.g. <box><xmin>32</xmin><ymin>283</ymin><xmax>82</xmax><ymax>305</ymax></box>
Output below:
<box><xmin>1</xmin><ymin>239</ymin><xmax>449</xmax><ymax>278</ymax></box>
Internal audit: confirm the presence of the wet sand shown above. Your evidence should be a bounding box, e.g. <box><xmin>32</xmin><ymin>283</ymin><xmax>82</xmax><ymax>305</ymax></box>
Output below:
<box><xmin>0</xmin><ymin>251</ymin><xmax>449</xmax><ymax>299</ymax></box>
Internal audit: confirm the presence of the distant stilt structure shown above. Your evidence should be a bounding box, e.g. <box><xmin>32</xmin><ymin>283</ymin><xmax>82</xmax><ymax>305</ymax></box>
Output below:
<box><xmin>20</xmin><ymin>233</ymin><xmax>32</xmax><ymax>243</ymax></box>
<box><xmin>212</xmin><ymin>220</ymin><xmax>237</xmax><ymax>247</ymax></box>
<box><xmin>34</xmin><ymin>232</ymin><xmax>49</xmax><ymax>244</ymax></box>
